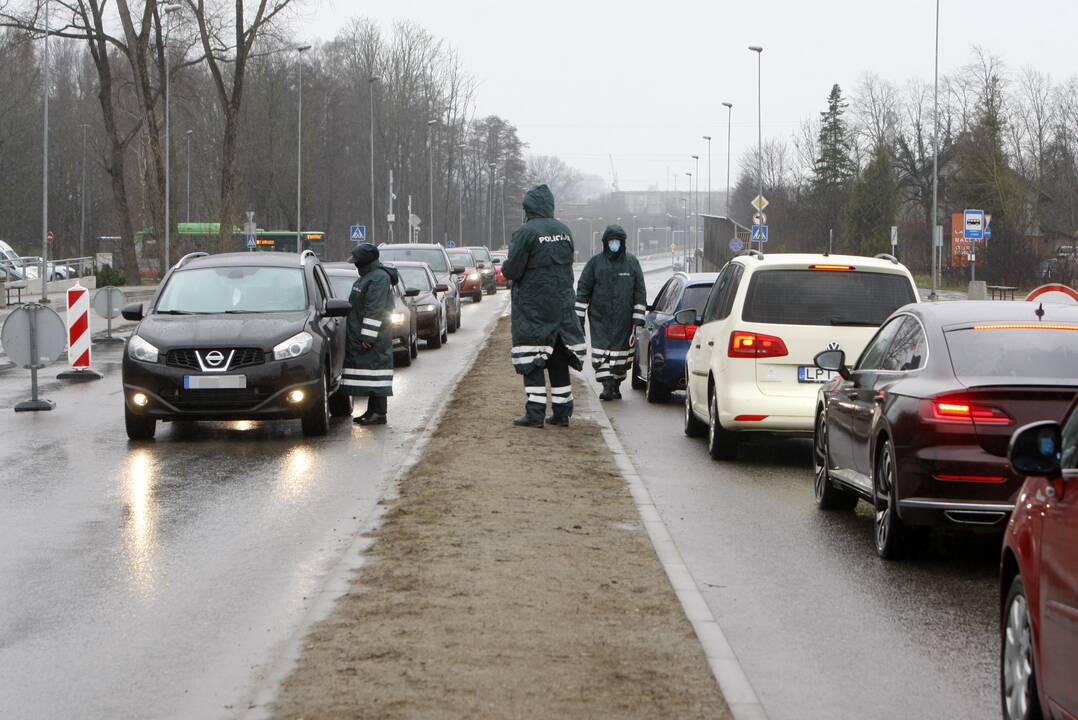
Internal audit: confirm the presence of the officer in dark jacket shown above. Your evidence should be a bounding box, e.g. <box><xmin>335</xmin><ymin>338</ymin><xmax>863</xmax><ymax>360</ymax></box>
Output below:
<box><xmin>501</xmin><ymin>184</ymin><xmax>587</xmax><ymax>428</ymax></box>
<box><xmin>342</xmin><ymin>243</ymin><xmax>398</xmax><ymax>425</ymax></box>
<box><xmin>576</xmin><ymin>224</ymin><xmax>646</xmax><ymax>400</ymax></box>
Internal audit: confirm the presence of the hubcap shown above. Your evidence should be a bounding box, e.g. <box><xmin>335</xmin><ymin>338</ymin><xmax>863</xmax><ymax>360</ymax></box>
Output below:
<box><xmin>1003</xmin><ymin>592</ymin><xmax>1035</xmax><ymax>719</ymax></box>
<box><xmin>708</xmin><ymin>395</ymin><xmax>716</xmax><ymax>448</ymax></box>
<box><xmin>875</xmin><ymin>447</ymin><xmax>893</xmax><ymax>550</ymax></box>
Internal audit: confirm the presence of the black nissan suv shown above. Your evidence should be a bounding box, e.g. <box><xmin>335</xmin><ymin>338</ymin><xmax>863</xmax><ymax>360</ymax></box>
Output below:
<box><xmin>121</xmin><ymin>250</ymin><xmax>353</xmax><ymax>440</ymax></box>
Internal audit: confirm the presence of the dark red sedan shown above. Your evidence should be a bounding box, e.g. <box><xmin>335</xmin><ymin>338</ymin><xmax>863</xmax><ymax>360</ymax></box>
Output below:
<box><xmin>1001</xmin><ymin>413</ymin><xmax>1078</xmax><ymax>720</ymax></box>
<box><xmin>813</xmin><ymin>301</ymin><xmax>1078</xmax><ymax>559</ymax></box>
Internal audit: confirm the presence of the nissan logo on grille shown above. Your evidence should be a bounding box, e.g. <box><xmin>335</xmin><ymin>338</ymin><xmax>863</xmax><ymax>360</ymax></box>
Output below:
<box><xmin>205</xmin><ymin>351</ymin><xmax>225</xmax><ymax>367</ymax></box>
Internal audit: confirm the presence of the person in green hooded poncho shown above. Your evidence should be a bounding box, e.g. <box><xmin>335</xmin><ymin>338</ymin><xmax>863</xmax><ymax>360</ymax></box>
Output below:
<box><xmin>342</xmin><ymin>243</ymin><xmax>398</xmax><ymax>426</ymax></box>
<box><xmin>501</xmin><ymin>185</ymin><xmax>588</xmax><ymax>428</ymax></box>
<box><xmin>576</xmin><ymin>224</ymin><xmax>646</xmax><ymax>400</ymax></box>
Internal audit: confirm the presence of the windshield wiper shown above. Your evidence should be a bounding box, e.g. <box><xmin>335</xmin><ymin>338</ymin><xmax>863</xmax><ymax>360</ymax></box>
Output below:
<box><xmin>157</xmin><ymin>309</ymin><xmax>199</xmax><ymax>315</ymax></box>
<box><xmin>830</xmin><ymin>316</ymin><xmax>880</xmax><ymax>326</ymax></box>
<box><xmin>224</xmin><ymin>309</ymin><xmax>260</xmax><ymax>314</ymax></box>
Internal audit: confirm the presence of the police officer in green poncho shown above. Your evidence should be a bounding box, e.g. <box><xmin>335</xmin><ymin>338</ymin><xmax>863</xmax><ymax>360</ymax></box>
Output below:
<box><xmin>576</xmin><ymin>224</ymin><xmax>646</xmax><ymax>400</ymax></box>
<box><xmin>502</xmin><ymin>185</ymin><xmax>588</xmax><ymax>428</ymax></box>
<box><xmin>342</xmin><ymin>243</ymin><xmax>398</xmax><ymax>425</ymax></box>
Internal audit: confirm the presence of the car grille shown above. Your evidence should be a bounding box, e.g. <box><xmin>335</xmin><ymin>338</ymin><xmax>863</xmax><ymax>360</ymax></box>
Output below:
<box><xmin>165</xmin><ymin>348</ymin><xmax>265</xmax><ymax>372</ymax></box>
<box><xmin>170</xmin><ymin>389</ymin><xmax>263</xmax><ymax>411</ymax></box>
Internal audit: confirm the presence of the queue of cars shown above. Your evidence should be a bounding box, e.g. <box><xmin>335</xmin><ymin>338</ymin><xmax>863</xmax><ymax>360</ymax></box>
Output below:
<box><xmin>120</xmin><ymin>244</ymin><xmax>501</xmax><ymax>440</ymax></box>
<box><xmin>639</xmin><ymin>251</ymin><xmax>1076</xmax><ymax>719</ymax></box>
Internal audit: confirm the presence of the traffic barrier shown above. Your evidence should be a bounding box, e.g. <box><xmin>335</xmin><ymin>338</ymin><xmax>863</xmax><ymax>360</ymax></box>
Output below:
<box><xmin>1</xmin><ymin>303</ymin><xmax>67</xmax><ymax>411</ymax></box>
<box><xmin>57</xmin><ymin>281</ymin><xmax>103</xmax><ymax>381</ymax></box>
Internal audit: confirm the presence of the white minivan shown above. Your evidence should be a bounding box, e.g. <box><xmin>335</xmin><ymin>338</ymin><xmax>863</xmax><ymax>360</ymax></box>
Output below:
<box><xmin>682</xmin><ymin>252</ymin><xmax>919</xmax><ymax>460</ymax></box>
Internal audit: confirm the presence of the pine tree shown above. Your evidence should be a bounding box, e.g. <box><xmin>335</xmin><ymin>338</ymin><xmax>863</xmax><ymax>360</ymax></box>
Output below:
<box><xmin>813</xmin><ymin>84</ymin><xmax>856</xmax><ymax>193</ymax></box>
<box><xmin>843</xmin><ymin>145</ymin><xmax>899</xmax><ymax>255</ymax></box>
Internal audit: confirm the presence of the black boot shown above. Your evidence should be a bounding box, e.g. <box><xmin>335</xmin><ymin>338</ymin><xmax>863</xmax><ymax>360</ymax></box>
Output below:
<box><xmin>599</xmin><ymin>379</ymin><xmax>615</xmax><ymax>401</ymax></box>
<box><xmin>612</xmin><ymin>380</ymin><xmax>623</xmax><ymax>400</ymax></box>
<box><xmin>545</xmin><ymin>415</ymin><xmax>570</xmax><ymax>427</ymax></box>
<box><xmin>355</xmin><ymin>396</ymin><xmax>387</xmax><ymax>425</ymax></box>
<box><xmin>513</xmin><ymin>414</ymin><xmax>544</xmax><ymax>428</ymax></box>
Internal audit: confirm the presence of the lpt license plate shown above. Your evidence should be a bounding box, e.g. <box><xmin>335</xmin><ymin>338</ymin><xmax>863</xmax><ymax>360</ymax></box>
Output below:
<box><xmin>798</xmin><ymin>366</ymin><xmax>835</xmax><ymax>383</ymax></box>
<box><xmin>184</xmin><ymin>375</ymin><xmax>247</xmax><ymax>390</ymax></box>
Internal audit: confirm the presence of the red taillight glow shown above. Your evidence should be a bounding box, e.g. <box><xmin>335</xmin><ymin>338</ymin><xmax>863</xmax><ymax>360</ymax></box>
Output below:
<box><xmin>735</xmin><ymin>414</ymin><xmax>768</xmax><ymax>422</ymax></box>
<box><xmin>665</xmin><ymin>324</ymin><xmax>698</xmax><ymax>340</ymax></box>
<box><xmin>927</xmin><ymin>399</ymin><xmax>1013</xmax><ymax>425</ymax></box>
<box><xmin>728</xmin><ymin>331</ymin><xmax>789</xmax><ymax>358</ymax></box>
<box><xmin>809</xmin><ymin>264</ymin><xmax>855</xmax><ymax>271</ymax></box>
<box><xmin>934</xmin><ymin>474</ymin><xmax>1007</xmax><ymax>483</ymax></box>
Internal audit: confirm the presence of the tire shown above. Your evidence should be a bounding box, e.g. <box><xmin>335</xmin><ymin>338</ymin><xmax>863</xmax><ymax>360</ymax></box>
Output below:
<box><xmin>630</xmin><ymin>348</ymin><xmax>646</xmax><ymax>390</ymax></box>
<box><xmin>645</xmin><ymin>354</ymin><xmax>671</xmax><ymax>404</ymax></box>
<box><xmin>301</xmin><ymin>373</ymin><xmax>330</xmax><ymax>437</ymax></box>
<box><xmin>328</xmin><ymin>385</ymin><xmax>353</xmax><ymax>417</ymax></box>
<box><xmin>1001</xmin><ymin>575</ymin><xmax>1043</xmax><ymax>720</ymax></box>
<box><xmin>707</xmin><ymin>391</ymin><xmax>738</xmax><ymax>460</ymax></box>
<box><xmin>125</xmin><ymin>404</ymin><xmax>156</xmax><ymax>441</ymax></box>
<box><xmin>448</xmin><ymin>304</ymin><xmax>459</xmax><ymax>333</ymax></box>
<box><xmin>410</xmin><ymin>333</ymin><xmax>419</xmax><ymax>359</ymax></box>
<box><xmin>814</xmin><ymin>410</ymin><xmax>859</xmax><ymax>510</ymax></box>
<box><xmin>683</xmin><ymin>377</ymin><xmax>707</xmax><ymax>438</ymax></box>
<box><xmin>395</xmin><ymin>346</ymin><xmax>412</xmax><ymax>367</ymax></box>
<box><xmin>472</xmin><ymin>291</ymin><xmax>483</xmax><ymax>303</ymax></box>
<box><xmin>874</xmin><ymin>438</ymin><xmax>911</xmax><ymax>560</ymax></box>
<box><xmin>427</xmin><ymin>320</ymin><xmax>443</xmax><ymax>349</ymax></box>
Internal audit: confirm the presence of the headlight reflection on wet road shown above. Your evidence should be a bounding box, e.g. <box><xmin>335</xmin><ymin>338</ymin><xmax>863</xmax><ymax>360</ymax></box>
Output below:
<box><xmin>273</xmin><ymin>446</ymin><xmax>315</xmax><ymax>505</ymax></box>
<box><xmin>123</xmin><ymin>449</ymin><xmax>158</xmax><ymax>598</ymax></box>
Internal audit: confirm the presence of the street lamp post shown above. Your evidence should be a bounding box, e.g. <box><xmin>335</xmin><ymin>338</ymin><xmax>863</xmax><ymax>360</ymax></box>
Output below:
<box><xmin>702</xmin><ymin>136</ymin><xmax>712</xmax><ymax>214</ymax></box>
<box><xmin>295</xmin><ymin>44</ymin><xmax>311</xmax><ymax>253</ymax></box>
<box><xmin>681</xmin><ymin>190</ymin><xmax>689</xmax><ymax>266</ymax></box>
<box><xmin>39</xmin><ymin>0</ymin><xmax>50</xmax><ymax>301</ymax></box>
<box><xmin>79</xmin><ymin>123</ymin><xmax>87</xmax><ymax>261</ymax></box>
<box><xmin>184</xmin><ymin>129</ymin><xmax>193</xmax><ymax>222</ymax></box>
<box><xmin>457</xmin><ymin>144</ymin><xmax>466</xmax><ymax>246</ymax></box>
<box><xmin>369</xmin><ymin>76</ymin><xmax>378</xmax><ymax>244</ymax></box>
<box><xmin>487</xmin><ymin>162</ymin><xmax>496</xmax><ymax>248</ymax></box>
<box><xmin>749</xmin><ymin>46</ymin><xmax>764</xmax><ymax>251</ymax></box>
<box><xmin>930</xmin><ymin>0</ymin><xmax>940</xmax><ymax>300</ymax></box>
<box><xmin>691</xmin><ymin>155</ymin><xmax>700</xmax><ymax>268</ymax></box>
<box><xmin>722</xmin><ymin>102</ymin><xmax>733</xmax><ymax>217</ymax></box>
<box><xmin>163</xmin><ymin>3</ymin><xmax>181</xmax><ymax>269</ymax></box>
<box><xmin>427</xmin><ymin>119</ymin><xmax>437</xmax><ymax>243</ymax></box>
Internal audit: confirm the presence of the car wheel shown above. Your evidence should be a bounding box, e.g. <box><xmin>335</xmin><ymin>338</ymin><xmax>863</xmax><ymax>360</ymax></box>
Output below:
<box><xmin>630</xmin><ymin>347</ymin><xmax>646</xmax><ymax>390</ymax></box>
<box><xmin>125</xmin><ymin>404</ymin><xmax>156</xmax><ymax>441</ymax></box>
<box><xmin>1001</xmin><ymin>575</ymin><xmax>1042</xmax><ymax>720</ymax></box>
<box><xmin>683</xmin><ymin>377</ymin><xmax>707</xmax><ymax>438</ymax></box>
<box><xmin>814</xmin><ymin>410</ymin><xmax>858</xmax><ymax>510</ymax></box>
<box><xmin>707</xmin><ymin>391</ymin><xmax>738</xmax><ymax>461</ymax></box>
<box><xmin>328</xmin><ymin>384</ymin><xmax>353</xmax><ymax>417</ymax></box>
<box><xmin>428</xmin><ymin>320</ymin><xmax>443</xmax><ymax>348</ymax></box>
<box><xmin>301</xmin><ymin>373</ymin><xmax>330</xmax><ymax>437</ymax></box>
<box><xmin>646</xmin><ymin>354</ymin><xmax>671</xmax><ymax>404</ymax></box>
<box><xmin>874</xmin><ymin>438</ymin><xmax>910</xmax><ymax>559</ymax></box>
<box><xmin>448</xmin><ymin>305</ymin><xmax>459</xmax><ymax>333</ymax></box>
<box><xmin>473</xmin><ymin>291</ymin><xmax>483</xmax><ymax>303</ymax></box>
<box><xmin>410</xmin><ymin>333</ymin><xmax>419</xmax><ymax>359</ymax></box>
<box><xmin>395</xmin><ymin>346</ymin><xmax>412</xmax><ymax>367</ymax></box>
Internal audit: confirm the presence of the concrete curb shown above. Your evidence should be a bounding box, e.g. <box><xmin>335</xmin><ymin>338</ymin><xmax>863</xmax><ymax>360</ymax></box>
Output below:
<box><xmin>583</xmin><ymin>385</ymin><xmax>769</xmax><ymax>720</ymax></box>
<box><xmin>241</xmin><ymin>293</ymin><xmax>512</xmax><ymax>719</ymax></box>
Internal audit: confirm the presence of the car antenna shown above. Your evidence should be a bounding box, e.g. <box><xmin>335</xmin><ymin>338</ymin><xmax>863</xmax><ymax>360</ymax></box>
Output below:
<box><xmin>1035</xmin><ymin>302</ymin><xmax>1045</xmax><ymax>322</ymax></box>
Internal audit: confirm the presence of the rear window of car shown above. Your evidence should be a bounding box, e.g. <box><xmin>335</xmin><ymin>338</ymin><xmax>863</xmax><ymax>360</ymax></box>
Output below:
<box><xmin>945</xmin><ymin>326</ymin><xmax>1078</xmax><ymax>383</ymax></box>
<box><xmin>397</xmin><ymin>266</ymin><xmax>432</xmax><ymax>292</ymax></box>
<box><xmin>327</xmin><ymin>272</ymin><xmax>357</xmax><ymax>299</ymax></box>
<box><xmin>741</xmin><ymin>270</ymin><xmax>916</xmax><ymax>327</ymax></box>
<box><xmin>448</xmin><ymin>251</ymin><xmax>474</xmax><ymax>266</ymax></box>
<box><xmin>379</xmin><ymin>248</ymin><xmax>449</xmax><ymax>273</ymax></box>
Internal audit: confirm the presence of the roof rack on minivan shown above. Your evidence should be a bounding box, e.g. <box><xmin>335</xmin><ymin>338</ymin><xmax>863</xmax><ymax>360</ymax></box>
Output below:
<box><xmin>739</xmin><ymin>249</ymin><xmax>765</xmax><ymax>261</ymax></box>
<box><xmin>874</xmin><ymin>253</ymin><xmax>899</xmax><ymax>265</ymax></box>
<box><xmin>175</xmin><ymin>251</ymin><xmax>208</xmax><ymax>270</ymax></box>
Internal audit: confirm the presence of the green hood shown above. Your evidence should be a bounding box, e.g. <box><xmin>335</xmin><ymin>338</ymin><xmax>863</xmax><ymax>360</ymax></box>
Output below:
<box><xmin>523</xmin><ymin>184</ymin><xmax>555</xmax><ymax>221</ymax></box>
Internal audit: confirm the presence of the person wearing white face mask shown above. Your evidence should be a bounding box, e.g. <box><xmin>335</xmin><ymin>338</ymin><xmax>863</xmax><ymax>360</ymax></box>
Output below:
<box><xmin>575</xmin><ymin>224</ymin><xmax>646</xmax><ymax>400</ymax></box>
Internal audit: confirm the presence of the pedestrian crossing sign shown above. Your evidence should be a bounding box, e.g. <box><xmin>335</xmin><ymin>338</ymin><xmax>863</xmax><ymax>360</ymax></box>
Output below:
<box><xmin>752</xmin><ymin>225</ymin><xmax>769</xmax><ymax>243</ymax></box>
<box><xmin>350</xmin><ymin>225</ymin><xmax>367</xmax><ymax>242</ymax></box>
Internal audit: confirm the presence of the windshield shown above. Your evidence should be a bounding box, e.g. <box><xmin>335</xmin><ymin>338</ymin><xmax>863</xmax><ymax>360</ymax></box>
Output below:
<box><xmin>157</xmin><ymin>266</ymin><xmax>307</xmax><ymax>314</ymax></box>
<box><xmin>467</xmin><ymin>247</ymin><xmax>492</xmax><ymax>263</ymax></box>
<box><xmin>448</xmin><ymin>251</ymin><xmax>475</xmax><ymax>267</ymax></box>
<box><xmin>379</xmin><ymin>247</ymin><xmax>449</xmax><ymax>273</ymax></box>
<box><xmin>398</xmin><ymin>266</ymin><xmax>432</xmax><ymax>292</ymax></box>
<box><xmin>742</xmin><ymin>270</ymin><xmax>916</xmax><ymax>327</ymax></box>
<box><xmin>327</xmin><ymin>272</ymin><xmax>358</xmax><ymax>299</ymax></box>
<box><xmin>945</xmin><ymin>327</ymin><xmax>1078</xmax><ymax>383</ymax></box>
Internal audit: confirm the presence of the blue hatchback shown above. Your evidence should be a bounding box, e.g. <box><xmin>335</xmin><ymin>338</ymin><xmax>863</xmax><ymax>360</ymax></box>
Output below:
<box><xmin>630</xmin><ymin>272</ymin><xmax>718</xmax><ymax>402</ymax></box>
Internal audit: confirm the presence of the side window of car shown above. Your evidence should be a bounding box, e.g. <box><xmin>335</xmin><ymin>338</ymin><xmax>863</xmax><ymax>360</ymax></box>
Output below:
<box><xmin>651</xmin><ymin>280</ymin><xmax>675</xmax><ymax>313</ymax></box>
<box><xmin>718</xmin><ymin>264</ymin><xmax>744</xmax><ymax>320</ymax></box>
<box><xmin>661</xmin><ymin>279</ymin><xmax>683</xmax><ymax>314</ymax></box>
<box><xmin>312</xmin><ymin>266</ymin><xmax>330</xmax><ymax>304</ymax></box>
<box><xmin>879</xmin><ymin>317</ymin><xmax>928</xmax><ymax>372</ymax></box>
<box><xmin>1060</xmin><ymin>405</ymin><xmax>1078</xmax><ymax>470</ymax></box>
<box><xmin>856</xmin><ymin>316</ymin><xmax>905</xmax><ymax>371</ymax></box>
<box><xmin>703</xmin><ymin>266</ymin><xmax>734</xmax><ymax>323</ymax></box>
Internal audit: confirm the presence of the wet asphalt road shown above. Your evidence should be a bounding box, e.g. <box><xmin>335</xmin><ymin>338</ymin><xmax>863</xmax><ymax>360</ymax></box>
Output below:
<box><xmin>0</xmin><ymin>292</ymin><xmax>509</xmax><ymax>720</ymax></box>
<box><xmin>592</xmin><ymin>269</ymin><xmax>1000</xmax><ymax>720</ymax></box>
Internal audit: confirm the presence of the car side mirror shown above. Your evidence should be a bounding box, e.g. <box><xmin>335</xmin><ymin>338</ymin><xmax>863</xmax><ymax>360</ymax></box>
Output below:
<box><xmin>121</xmin><ymin>303</ymin><xmax>144</xmax><ymax>322</ymax></box>
<box><xmin>673</xmin><ymin>308</ymin><xmax>697</xmax><ymax>326</ymax></box>
<box><xmin>452</xmin><ymin>266</ymin><xmax>466</xmax><ymax>275</ymax></box>
<box><xmin>1009</xmin><ymin>421</ymin><xmax>1062</xmax><ymax>478</ymax></box>
<box><xmin>814</xmin><ymin>349</ymin><xmax>851</xmax><ymax>380</ymax></box>
<box><xmin>324</xmin><ymin>298</ymin><xmax>352</xmax><ymax>317</ymax></box>
<box><xmin>404</xmin><ymin>288</ymin><xmax>420</xmax><ymax>298</ymax></box>
<box><xmin>434</xmin><ymin>283</ymin><xmax>449</xmax><ymax>293</ymax></box>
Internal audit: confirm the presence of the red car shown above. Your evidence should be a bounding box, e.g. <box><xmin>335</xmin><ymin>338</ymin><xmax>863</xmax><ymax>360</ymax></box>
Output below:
<box><xmin>491</xmin><ymin>251</ymin><xmax>508</xmax><ymax>287</ymax></box>
<box><xmin>447</xmin><ymin>248</ymin><xmax>483</xmax><ymax>303</ymax></box>
<box><xmin>1001</xmin><ymin>413</ymin><xmax>1078</xmax><ymax>720</ymax></box>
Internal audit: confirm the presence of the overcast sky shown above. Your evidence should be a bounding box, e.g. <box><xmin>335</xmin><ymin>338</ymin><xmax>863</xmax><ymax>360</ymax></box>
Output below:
<box><xmin>300</xmin><ymin>0</ymin><xmax>1077</xmax><ymax>194</ymax></box>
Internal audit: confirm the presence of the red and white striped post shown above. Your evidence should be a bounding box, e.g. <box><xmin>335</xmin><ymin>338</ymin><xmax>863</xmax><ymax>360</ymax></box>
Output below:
<box><xmin>57</xmin><ymin>281</ymin><xmax>103</xmax><ymax>381</ymax></box>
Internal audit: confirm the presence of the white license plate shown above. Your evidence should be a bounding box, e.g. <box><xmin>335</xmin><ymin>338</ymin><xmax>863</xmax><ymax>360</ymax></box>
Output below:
<box><xmin>798</xmin><ymin>366</ymin><xmax>836</xmax><ymax>383</ymax></box>
<box><xmin>184</xmin><ymin>375</ymin><xmax>247</xmax><ymax>390</ymax></box>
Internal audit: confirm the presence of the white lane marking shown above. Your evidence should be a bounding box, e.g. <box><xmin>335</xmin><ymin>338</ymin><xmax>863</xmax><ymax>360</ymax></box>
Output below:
<box><xmin>584</xmin><ymin>384</ymin><xmax>769</xmax><ymax>720</ymax></box>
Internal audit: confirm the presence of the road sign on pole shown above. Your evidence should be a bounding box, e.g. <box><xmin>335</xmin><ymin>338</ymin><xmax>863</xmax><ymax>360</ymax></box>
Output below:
<box><xmin>963</xmin><ymin>209</ymin><xmax>985</xmax><ymax>240</ymax></box>
<box><xmin>729</xmin><ymin>237</ymin><xmax>744</xmax><ymax>253</ymax></box>
<box><xmin>752</xmin><ymin>225</ymin><xmax>769</xmax><ymax>243</ymax></box>
<box><xmin>245</xmin><ymin>211</ymin><xmax>257</xmax><ymax>250</ymax></box>
<box><xmin>890</xmin><ymin>225</ymin><xmax>898</xmax><ymax>249</ymax></box>
<box><xmin>752</xmin><ymin>211</ymin><xmax>767</xmax><ymax>226</ymax></box>
<box><xmin>350</xmin><ymin>225</ymin><xmax>367</xmax><ymax>243</ymax></box>
<box><xmin>751</xmin><ymin>195</ymin><xmax>769</xmax><ymax>212</ymax></box>
<box><xmin>1</xmin><ymin>303</ymin><xmax>66</xmax><ymax>411</ymax></box>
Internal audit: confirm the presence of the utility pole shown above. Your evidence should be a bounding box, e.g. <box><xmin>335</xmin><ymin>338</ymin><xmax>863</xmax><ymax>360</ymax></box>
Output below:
<box><xmin>388</xmin><ymin>169</ymin><xmax>395</xmax><ymax>244</ymax></box>
<box><xmin>749</xmin><ymin>45</ymin><xmax>764</xmax><ymax>251</ymax></box>
<box><xmin>79</xmin><ymin>123</ymin><xmax>87</xmax><ymax>261</ymax></box>
<box><xmin>185</xmin><ymin>130</ymin><xmax>193</xmax><ymax>222</ymax></box>
<box><xmin>427</xmin><ymin>119</ymin><xmax>437</xmax><ymax>243</ymax></box>
<box><xmin>723</xmin><ymin>102</ymin><xmax>733</xmax><ymax>217</ymax></box>
<box><xmin>40</xmin><ymin>0</ymin><xmax>50</xmax><ymax>302</ymax></box>
<box><xmin>295</xmin><ymin>45</ymin><xmax>312</xmax><ymax>253</ymax></box>
<box><xmin>692</xmin><ymin>155</ymin><xmax>700</xmax><ymax>268</ymax></box>
<box><xmin>702</xmin><ymin>136</ymin><xmax>712</xmax><ymax>214</ymax></box>
<box><xmin>487</xmin><ymin>162</ymin><xmax>496</xmax><ymax>248</ymax></box>
<box><xmin>930</xmin><ymin>0</ymin><xmax>941</xmax><ymax>300</ymax></box>
<box><xmin>369</xmin><ymin>76</ymin><xmax>378</xmax><ymax>244</ymax></box>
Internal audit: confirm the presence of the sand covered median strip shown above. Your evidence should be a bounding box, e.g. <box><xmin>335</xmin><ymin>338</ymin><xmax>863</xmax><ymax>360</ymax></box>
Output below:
<box><xmin>271</xmin><ymin>316</ymin><xmax>731</xmax><ymax>719</ymax></box>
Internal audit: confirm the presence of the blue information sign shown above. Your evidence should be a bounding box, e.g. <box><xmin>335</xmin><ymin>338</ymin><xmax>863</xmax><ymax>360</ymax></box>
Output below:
<box><xmin>350</xmin><ymin>225</ymin><xmax>367</xmax><ymax>242</ymax></box>
<box><xmin>446</xmin><ymin>240</ymin><xmax>456</xmax><ymax>248</ymax></box>
<box><xmin>729</xmin><ymin>237</ymin><xmax>744</xmax><ymax>253</ymax></box>
<box><xmin>751</xmin><ymin>225</ymin><xmax>769</xmax><ymax>243</ymax></box>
